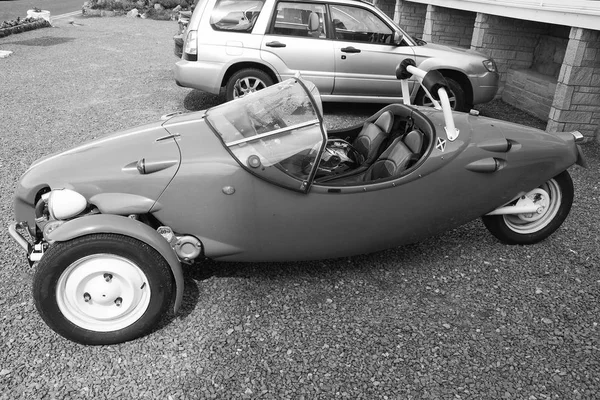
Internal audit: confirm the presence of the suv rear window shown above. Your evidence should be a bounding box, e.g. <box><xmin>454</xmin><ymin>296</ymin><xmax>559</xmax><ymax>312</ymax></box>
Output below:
<box><xmin>272</xmin><ymin>2</ymin><xmax>328</xmax><ymax>39</ymax></box>
<box><xmin>210</xmin><ymin>0</ymin><xmax>265</xmax><ymax>32</ymax></box>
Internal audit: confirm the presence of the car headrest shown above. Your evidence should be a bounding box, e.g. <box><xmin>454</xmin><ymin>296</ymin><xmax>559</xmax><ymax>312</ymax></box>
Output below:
<box><xmin>404</xmin><ymin>130</ymin><xmax>424</xmax><ymax>154</ymax></box>
<box><xmin>308</xmin><ymin>12</ymin><xmax>319</xmax><ymax>32</ymax></box>
<box><xmin>365</xmin><ymin>137</ymin><xmax>413</xmax><ymax>181</ymax></box>
<box><xmin>373</xmin><ymin>110</ymin><xmax>394</xmax><ymax>134</ymax></box>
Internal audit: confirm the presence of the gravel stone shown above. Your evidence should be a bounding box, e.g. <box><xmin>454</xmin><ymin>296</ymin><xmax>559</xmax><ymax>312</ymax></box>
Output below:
<box><xmin>0</xmin><ymin>15</ymin><xmax>599</xmax><ymax>400</ymax></box>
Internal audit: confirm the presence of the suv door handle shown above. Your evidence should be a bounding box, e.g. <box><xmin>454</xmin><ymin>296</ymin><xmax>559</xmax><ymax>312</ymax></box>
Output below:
<box><xmin>266</xmin><ymin>41</ymin><xmax>286</xmax><ymax>48</ymax></box>
<box><xmin>341</xmin><ymin>46</ymin><xmax>361</xmax><ymax>53</ymax></box>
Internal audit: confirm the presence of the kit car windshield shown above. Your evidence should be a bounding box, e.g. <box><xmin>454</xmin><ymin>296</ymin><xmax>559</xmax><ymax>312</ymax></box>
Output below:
<box><xmin>206</xmin><ymin>79</ymin><xmax>326</xmax><ymax>192</ymax></box>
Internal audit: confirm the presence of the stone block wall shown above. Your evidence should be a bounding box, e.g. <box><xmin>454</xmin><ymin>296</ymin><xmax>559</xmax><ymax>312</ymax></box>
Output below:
<box><xmin>393</xmin><ymin>0</ymin><xmax>426</xmax><ymax>39</ymax></box>
<box><xmin>502</xmin><ymin>70</ymin><xmax>557</xmax><ymax>120</ymax></box>
<box><xmin>532</xmin><ymin>26</ymin><xmax>570</xmax><ymax>78</ymax></box>
<box><xmin>373</xmin><ymin>0</ymin><xmax>395</xmax><ymax>19</ymax></box>
<box><xmin>471</xmin><ymin>13</ymin><xmax>551</xmax><ymax>93</ymax></box>
<box><xmin>423</xmin><ymin>5</ymin><xmax>475</xmax><ymax>48</ymax></box>
<box><xmin>548</xmin><ymin>28</ymin><xmax>600</xmax><ymax>140</ymax></box>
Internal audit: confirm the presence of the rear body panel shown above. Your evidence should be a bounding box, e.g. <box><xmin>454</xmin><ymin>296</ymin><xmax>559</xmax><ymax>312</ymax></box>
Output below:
<box><xmin>155</xmin><ymin>109</ymin><xmax>576</xmax><ymax>262</ymax></box>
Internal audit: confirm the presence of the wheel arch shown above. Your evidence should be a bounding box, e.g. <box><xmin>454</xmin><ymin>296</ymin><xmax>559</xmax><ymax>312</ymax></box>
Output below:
<box><xmin>45</xmin><ymin>214</ymin><xmax>184</xmax><ymax>314</ymax></box>
<box><xmin>221</xmin><ymin>61</ymin><xmax>279</xmax><ymax>88</ymax></box>
<box><xmin>436</xmin><ymin>68</ymin><xmax>474</xmax><ymax>107</ymax></box>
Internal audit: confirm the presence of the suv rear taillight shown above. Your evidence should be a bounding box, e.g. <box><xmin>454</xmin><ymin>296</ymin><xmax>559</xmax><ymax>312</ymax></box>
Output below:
<box><xmin>183</xmin><ymin>30</ymin><xmax>198</xmax><ymax>61</ymax></box>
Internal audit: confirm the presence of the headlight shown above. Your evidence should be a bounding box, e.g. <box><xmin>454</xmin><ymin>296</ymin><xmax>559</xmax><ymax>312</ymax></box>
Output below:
<box><xmin>43</xmin><ymin>189</ymin><xmax>87</xmax><ymax>220</ymax></box>
<box><xmin>483</xmin><ymin>59</ymin><xmax>497</xmax><ymax>73</ymax></box>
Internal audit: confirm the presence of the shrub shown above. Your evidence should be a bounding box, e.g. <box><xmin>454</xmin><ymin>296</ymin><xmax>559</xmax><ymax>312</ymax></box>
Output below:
<box><xmin>155</xmin><ymin>0</ymin><xmax>190</xmax><ymax>8</ymax></box>
<box><xmin>83</xmin><ymin>0</ymin><xmax>192</xmax><ymax>18</ymax></box>
<box><xmin>88</xmin><ymin>0</ymin><xmax>189</xmax><ymax>10</ymax></box>
<box><xmin>145</xmin><ymin>7</ymin><xmax>173</xmax><ymax>20</ymax></box>
<box><xmin>0</xmin><ymin>16</ymin><xmax>51</xmax><ymax>36</ymax></box>
<box><xmin>89</xmin><ymin>0</ymin><xmax>137</xmax><ymax>11</ymax></box>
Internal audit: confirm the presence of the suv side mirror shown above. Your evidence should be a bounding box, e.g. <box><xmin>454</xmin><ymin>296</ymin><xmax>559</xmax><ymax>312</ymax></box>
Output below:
<box><xmin>393</xmin><ymin>32</ymin><xmax>403</xmax><ymax>46</ymax></box>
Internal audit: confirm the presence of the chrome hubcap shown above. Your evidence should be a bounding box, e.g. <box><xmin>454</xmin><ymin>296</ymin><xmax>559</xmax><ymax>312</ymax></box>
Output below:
<box><xmin>56</xmin><ymin>254</ymin><xmax>150</xmax><ymax>332</ymax></box>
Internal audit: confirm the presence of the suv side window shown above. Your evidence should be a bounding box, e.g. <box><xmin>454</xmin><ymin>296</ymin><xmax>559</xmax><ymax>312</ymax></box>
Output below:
<box><xmin>210</xmin><ymin>0</ymin><xmax>266</xmax><ymax>32</ymax></box>
<box><xmin>271</xmin><ymin>2</ymin><xmax>328</xmax><ymax>39</ymax></box>
<box><xmin>330</xmin><ymin>4</ymin><xmax>393</xmax><ymax>44</ymax></box>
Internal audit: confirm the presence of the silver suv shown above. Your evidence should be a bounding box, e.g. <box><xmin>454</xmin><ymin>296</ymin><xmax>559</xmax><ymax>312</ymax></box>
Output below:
<box><xmin>174</xmin><ymin>0</ymin><xmax>499</xmax><ymax>111</ymax></box>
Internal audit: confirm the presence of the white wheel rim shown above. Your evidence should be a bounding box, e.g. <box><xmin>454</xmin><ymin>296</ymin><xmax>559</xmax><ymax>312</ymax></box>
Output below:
<box><xmin>233</xmin><ymin>76</ymin><xmax>267</xmax><ymax>99</ymax></box>
<box><xmin>503</xmin><ymin>179</ymin><xmax>562</xmax><ymax>234</ymax></box>
<box><xmin>56</xmin><ymin>254</ymin><xmax>151</xmax><ymax>332</ymax></box>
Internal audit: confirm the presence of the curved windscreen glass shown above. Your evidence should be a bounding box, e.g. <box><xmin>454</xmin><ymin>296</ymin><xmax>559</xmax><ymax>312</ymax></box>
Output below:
<box><xmin>206</xmin><ymin>79</ymin><xmax>326</xmax><ymax>192</ymax></box>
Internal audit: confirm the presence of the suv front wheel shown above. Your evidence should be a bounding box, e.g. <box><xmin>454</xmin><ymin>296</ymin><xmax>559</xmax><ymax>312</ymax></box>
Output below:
<box><xmin>414</xmin><ymin>77</ymin><xmax>467</xmax><ymax>112</ymax></box>
<box><xmin>226</xmin><ymin>69</ymin><xmax>274</xmax><ymax>101</ymax></box>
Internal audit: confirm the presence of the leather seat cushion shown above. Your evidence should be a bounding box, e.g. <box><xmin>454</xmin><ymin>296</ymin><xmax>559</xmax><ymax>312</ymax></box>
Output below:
<box><xmin>364</xmin><ymin>138</ymin><xmax>413</xmax><ymax>181</ymax></box>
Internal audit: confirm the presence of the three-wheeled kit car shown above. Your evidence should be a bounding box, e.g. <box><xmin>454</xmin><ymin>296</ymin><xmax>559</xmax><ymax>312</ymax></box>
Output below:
<box><xmin>9</xmin><ymin>61</ymin><xmax>586</xmax><ymax>344</ymax></box>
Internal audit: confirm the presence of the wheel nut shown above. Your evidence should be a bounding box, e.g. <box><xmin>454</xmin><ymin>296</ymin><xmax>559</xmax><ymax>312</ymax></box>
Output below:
<box><xmin>84</xmin><ymin>292</ymin><xmax>91</xmax><ymax>302</ymax></box>
<box><xmin>104</xmin><ymin>273</ymin><xmax>113</xmax><ymax>282</ymax></box>
<box><xmin>115</xmin><ymin>297</ymin><xmax>122</xmax><ymax>307</ymax></box>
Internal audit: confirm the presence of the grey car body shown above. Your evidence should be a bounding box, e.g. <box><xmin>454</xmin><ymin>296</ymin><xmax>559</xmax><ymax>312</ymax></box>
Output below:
<box><xmin>174</xmin><ymin>0</ymin><xmax>499</xmax><ymax>109</ymax></box>
<box><xmin>9</xmin><ymin>69</ymin><xmax>583</xmax><ymax>345</ymax></box>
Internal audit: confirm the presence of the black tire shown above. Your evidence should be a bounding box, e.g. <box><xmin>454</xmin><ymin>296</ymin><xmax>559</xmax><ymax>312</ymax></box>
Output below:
<box><xmin>33</xmin><ymin>234</ymin><xmax>174</xmax><ymax>345</ymax></box>
<box><xmin>225</xmin><ymin>68</ymin><xmax>274</xmax><ymax>102</ymax></box>
<box><xmin>414</xmin><ymin>76</ymin><xmax>468</xmax><ymax>112</ymax></box>
<box><xmin>482</xmin><ymin>171</ymin><xmax>574</xmax><ymax>245</ymax></box>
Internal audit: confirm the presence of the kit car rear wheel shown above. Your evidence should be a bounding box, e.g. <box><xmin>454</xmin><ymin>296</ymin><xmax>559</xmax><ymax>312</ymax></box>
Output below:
<box><xmin>482</xmin><ymin>171</ymin><xmax>574</xmax><ymax>245</ymax></box>
<box><xmin>33</xmin><ymin>234</ymin><xmax>173</xmax><ymax>345</ymax></box>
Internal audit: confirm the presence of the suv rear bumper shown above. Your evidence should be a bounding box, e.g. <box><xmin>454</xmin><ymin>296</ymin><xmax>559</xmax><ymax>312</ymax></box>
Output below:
<box><xmin>174</xmin><ymin>59</ymin><xmax>223</xmax><ymax>94</ymax></box>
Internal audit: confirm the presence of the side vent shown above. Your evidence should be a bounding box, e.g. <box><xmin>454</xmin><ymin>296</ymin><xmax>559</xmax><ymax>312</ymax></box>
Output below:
<box><xmin>465</xmin><ymin>158</ymin><xmax>506</xmax><ymax>173</ymax></box>
<box><xmin>477</xmin><ymin>138</ymin><xmax>511</xmax><ymax>152</ymax></box>
<box><xmin>136</xmin><ymin>158</ymin><xmax>178</xmax><ymax>175</ymax></box>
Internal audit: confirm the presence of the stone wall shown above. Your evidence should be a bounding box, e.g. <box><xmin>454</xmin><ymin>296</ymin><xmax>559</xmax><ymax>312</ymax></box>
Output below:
<box><xmin>422</xmin><ymin>5</ymin><xmax>475</xmax><ymax>48</ymax></box>
<box><xmin>532</xmin><ymin>26</ymin><xmax>570</xmax><ymax>78</ymax></box>
<box><xmin>471</xmin><ymin>13</ymin><xmax>551</xmax><ymax>93</ymax></box>
<box><xmin>548</xmin><ymin>28</ymin><xmax>600</xmax><ymax>140</ymax></box>
<box><xmin>373</xmin><ymin>0</ymin><xmax>395</xmax><ymax>19</ymax></box>
<box><xmin>502</xmin><ymin>70</ymin><xmax>557</xmax><ymax>120</ymax></box>
<box><xmin>393</xmin><ymin>0</ymin><xmax>427</xmax><ymax>39</ymax></box>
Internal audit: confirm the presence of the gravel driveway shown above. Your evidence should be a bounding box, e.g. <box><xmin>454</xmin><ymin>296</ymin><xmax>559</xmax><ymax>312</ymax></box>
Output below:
<box><xmin>0</xmin><ymin>17</ymin><xmax>599</xmax><ymax>399</ymax></box>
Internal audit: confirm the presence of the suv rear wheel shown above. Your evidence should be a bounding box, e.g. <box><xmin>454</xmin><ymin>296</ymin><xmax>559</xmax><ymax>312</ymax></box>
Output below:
<box><xmin>226</xmin><ymin>69</ymin><xmax>274</xmax><ymax>102</ymax></box>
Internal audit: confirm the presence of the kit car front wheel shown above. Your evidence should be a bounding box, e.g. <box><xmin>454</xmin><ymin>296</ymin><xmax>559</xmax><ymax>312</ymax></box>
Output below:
<box><xmin>482</xmin><ymin>171</ymin><xmax>574</xmax><ymax>245</ymax></box>
<box><xmin>33</xmin><ymin>234</ymin><xmax>173</xmax><ymax>345</ymax></box>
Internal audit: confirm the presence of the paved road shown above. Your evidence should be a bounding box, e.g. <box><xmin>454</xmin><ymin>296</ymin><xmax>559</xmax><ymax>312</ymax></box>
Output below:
<box><xmin>0</xmin><ymin>0</ymin><xmax>82</xmax><ymax>21</ymax></box>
